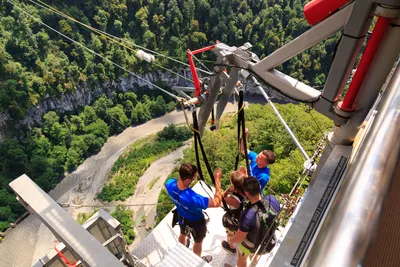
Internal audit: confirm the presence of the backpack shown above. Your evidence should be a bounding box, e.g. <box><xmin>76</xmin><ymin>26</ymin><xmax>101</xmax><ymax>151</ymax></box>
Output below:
<box><xmin>248</xmin><ymin>195</ymin><xmax>281</xmax><ymax>254</ymax></box>
<box><xmin>222</xmin><ymin>193</ymin><xmax>245</xmax><ymax>232</ymax></box>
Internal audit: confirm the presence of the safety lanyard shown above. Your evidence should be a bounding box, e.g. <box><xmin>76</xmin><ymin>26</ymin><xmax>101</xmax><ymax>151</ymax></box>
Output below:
<box><xmin>234</xmin><ymin>89</ymin><xmax>251</xmax><ymax>174</ymax></box>
<box><xmin>191</xmin><ymin>109</ymin><xmax>229</xmax><ymax>212</ymax></box>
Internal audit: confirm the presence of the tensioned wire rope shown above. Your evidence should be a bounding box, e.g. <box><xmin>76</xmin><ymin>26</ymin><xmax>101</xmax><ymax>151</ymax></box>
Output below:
<box><xmin>58</xmin><ymin>202</ymin><xmax>174</xmax><ymax>208</ymax></box>
<box><xmin>28</xmin><ymin>0</ymin><xmax>211</xmax><ymax>81</ymax></box>
<box><xmin>7</xmin><ymin>0</ymin><xmax>182</xmax><ymax>100</ymax></box>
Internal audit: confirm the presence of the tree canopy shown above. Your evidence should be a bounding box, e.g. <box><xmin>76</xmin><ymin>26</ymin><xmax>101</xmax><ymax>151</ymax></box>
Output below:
<box><xmin>1</xmin><ymin>0</ymin><xmax>338</xmax><ymax>120</ymax></box>
<box><xmin>0</xmin><ymin>90</ymin><xmax>176</xmax><ymax>231</ymax></box>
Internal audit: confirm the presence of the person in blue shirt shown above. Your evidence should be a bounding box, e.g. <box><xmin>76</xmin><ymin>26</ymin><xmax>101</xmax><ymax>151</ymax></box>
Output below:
<box><xmin>241</xmin><ymin>128</ymin><xmax>275</xmax><ymax>192</ymax></box>
<box><xmin>165</xmin><ymin>163</ymin><xmax>223</xmax><ymax>261</ymax></box>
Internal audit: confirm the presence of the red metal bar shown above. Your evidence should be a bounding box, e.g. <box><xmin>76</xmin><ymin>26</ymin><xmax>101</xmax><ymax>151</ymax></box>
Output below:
<box><xmin>191</xmin><ymin>44</ymin><xmax>216</xmax><ymax>55</ymax></box>
<box><xmin>304</xmin><ymin>0</ymin><xmax>351</xmax><ymax>26</ymax></box>
<box><xmin>187</xmin><ymin>50</ymin><xmax>201</xmax><ymax>97</ymax></box>
<box><xmin>340</xmin><ymin>17</ymin><xmax>391</xmax><ymax>111</ymax></box>
<box><xmin>54</xmin><ymin>247</ymin><xmax>77</xmax><ymax>267</ymax></box>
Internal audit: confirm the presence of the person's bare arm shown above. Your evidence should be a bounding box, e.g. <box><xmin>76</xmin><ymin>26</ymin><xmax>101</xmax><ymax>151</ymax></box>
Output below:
<box><xmin>208</xmin><ymin>168</ymin><xmax>223</xmax><ymax>208</ymax></box>
<box><xmin>224</xmin><ymin>196</ymin><xmax>241</xmax><ymax>209</ymax></box>
<box><xmin>229</xmin><ymin>230</ymin><xmax>248</xmax><ymax>245</ymax></box>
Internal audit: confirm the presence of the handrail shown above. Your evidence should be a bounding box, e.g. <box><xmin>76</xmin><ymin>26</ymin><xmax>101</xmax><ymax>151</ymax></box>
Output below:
<box><xmin>305</xmin><ymin>63</ymin><xmax>400</xmax><ymax>266</ymax></box>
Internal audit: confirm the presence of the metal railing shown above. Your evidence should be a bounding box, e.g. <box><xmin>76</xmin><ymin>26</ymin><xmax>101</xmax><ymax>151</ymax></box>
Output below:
<box><xmin>305</xmin><ymin>64</ymin><xmax>400</xmax><ymax>266</ymax></box>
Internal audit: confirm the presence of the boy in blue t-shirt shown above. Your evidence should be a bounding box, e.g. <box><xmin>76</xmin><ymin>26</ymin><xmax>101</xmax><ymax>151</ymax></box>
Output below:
<box><xmin>165</xmin><ymin>163</ymin><xmax>223</xmax><ymax>260</ymax></box>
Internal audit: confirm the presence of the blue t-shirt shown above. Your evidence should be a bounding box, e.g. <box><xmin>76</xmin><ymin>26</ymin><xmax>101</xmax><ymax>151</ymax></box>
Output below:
<box><xmin>248</xmin><ymin>150</ymin><xmax>271</xmax><ymax>191</ymax></box>
<box><xmin>165</xmin><ymin>178</ymin><xmax>209</xmax><ymax>221</ymax></box>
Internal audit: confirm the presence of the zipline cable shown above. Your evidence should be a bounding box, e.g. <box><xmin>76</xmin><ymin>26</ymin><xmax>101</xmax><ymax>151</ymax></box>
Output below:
<box><xmin>8</xmin><ymin>0</ymin><xmax>181</xmax><ymax>101</ymax></box>
<box><xmin>29</xmin><ymin>0</ymin><xmax>198</xmax><ymax>82</ymax></box>
<box><xmin>58</xmin><ymin>202</ymin><xmax>174</xmax><ymax>208</ymax></box>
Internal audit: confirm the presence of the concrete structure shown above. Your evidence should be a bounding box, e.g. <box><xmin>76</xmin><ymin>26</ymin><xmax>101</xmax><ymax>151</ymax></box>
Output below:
<box><xmin>9</xmin><ymin>175</ymin><xmax>125</xmax><ymax>267</ymax></box>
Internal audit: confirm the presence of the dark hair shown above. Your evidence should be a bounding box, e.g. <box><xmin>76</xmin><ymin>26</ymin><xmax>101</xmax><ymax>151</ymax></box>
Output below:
<box><xmin>179</xmin><ymin>163</ymin><xmax>198</xmax><ymax>181</ymax></box>
<box><xmin>262</xmin><ymin>150</ymin><xmax>275</xmax><ymax>165</ymax></box>
<box><xmin>243</xmin><ymin>176</ymin><xmax>260</xmax><ymax>197</ymax></box>
<box><xmin>230</xmin><ymin>171</ymin><xmax>245</xmax><ymax>195</ymax></box>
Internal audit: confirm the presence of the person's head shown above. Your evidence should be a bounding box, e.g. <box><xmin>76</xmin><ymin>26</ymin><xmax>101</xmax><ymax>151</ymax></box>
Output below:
<box><xmin>256</xmin><ymin>150</ymin><xmax>275</xmax><ymax>168</ymax></box>
<box><xmin>243</xmin><ymin>176</ymin><xmax>261</xmax><ymax>201</ymax></box>
<box><xmin>179</xmin><ymin>163</ymin><xmax>198</xmax><ymax>187</ymax></box>
<box><xmin>230</xmin><ymin>171</ymin><xmax>246</xmax><ymax>195</ymax></box>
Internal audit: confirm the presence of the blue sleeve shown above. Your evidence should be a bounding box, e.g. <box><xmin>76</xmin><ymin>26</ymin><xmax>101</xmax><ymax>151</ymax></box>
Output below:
<box><xmin>248</xmin><ymin>151</ymin><xmax>257</xmax><ymax>163</ymax></box>
<box><xmin>165</xmin><ymin>178</ymin><xmax>175</xmax><ymax>191</ymax></box>
<box><xmin>239</xmin><ymin>208</ymin><xmax>257</xmax><ymax>232</ymax></box>
<box><xmin>191</xmin><ymin>193</ymin><xmax>209</xmax><ymax>210</ymax></box>
<box><xmin>257</xmin><ymin>173</ymin><xmax>270</xmax><ymax>191</ymax></box>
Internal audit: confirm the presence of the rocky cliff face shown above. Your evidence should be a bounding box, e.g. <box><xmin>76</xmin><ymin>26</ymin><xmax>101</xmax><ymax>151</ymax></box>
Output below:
<box><xmin>0</xmin><ymin>69</ymin><xmax>291</xmax><ymax>140</ymax></box>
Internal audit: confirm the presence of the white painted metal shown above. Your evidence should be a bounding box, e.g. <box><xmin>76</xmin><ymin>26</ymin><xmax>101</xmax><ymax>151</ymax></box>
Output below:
<box><xmin>252</xmin><ymin>69</ymin><xmax>321</xmax><ymax>102</ymax></box>
<box><xmin>136</xmin><ymin>49</ymin><xmax>155</xmax><ymax>63</ymax></box>
<box><xmin>9</xmin><ymin>175</ymin><xmax>124</xmax><ymax>267</ymax></box>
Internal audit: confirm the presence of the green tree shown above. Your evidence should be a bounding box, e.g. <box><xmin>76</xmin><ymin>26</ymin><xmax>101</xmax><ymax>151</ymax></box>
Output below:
<box><xmin>111</xmin><ymin>206</ymin><xmax>135</xmax><ymax>244</ymax></box>
<box><xmin>107</xmin><ymin>104</ymin><xmax>130</xmax><ymax>133</ymax></box>
<box><xmin>65</xmin><ymin>148</ymin><xmax>82</xmax><ymax>171</ymax></box>
<box><xmin>43</xmin><ymin>112</ymin><xmax>60</xmax><ymax>135</ymax></box>
<box><xmin>82</xmin><ymin>106</ymin><xmax>98</xmax><ymax>125</ymax></box>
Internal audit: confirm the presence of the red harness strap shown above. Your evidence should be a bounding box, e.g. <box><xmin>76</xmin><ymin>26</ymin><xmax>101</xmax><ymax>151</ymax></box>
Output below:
<box><xmin>54</xmin><ymin>247</ymin><xmax>77</xmax><ymax>267</ymax></box>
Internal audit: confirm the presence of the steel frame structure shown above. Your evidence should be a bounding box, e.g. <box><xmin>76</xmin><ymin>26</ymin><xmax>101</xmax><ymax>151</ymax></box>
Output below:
<box><xmin>205</xmin><ymin>1</ymin><xmax>400</xmax><ymax>146</ymax></box>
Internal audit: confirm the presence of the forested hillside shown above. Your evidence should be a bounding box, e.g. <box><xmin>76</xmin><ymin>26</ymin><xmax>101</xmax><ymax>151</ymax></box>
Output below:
<box><xmin>0</xmin><ymin>0</ymin><xmax>338</xmax><ymax>121</ymax></box>
<box><xmin>0</xmin><ymin>90</ymin><xmax>175</xmax><ymax>231</ymax></box>
<box><xmin>0</xmin><ymin>0</ymin><xmax>340</xmax><ymax>233</ymax></box>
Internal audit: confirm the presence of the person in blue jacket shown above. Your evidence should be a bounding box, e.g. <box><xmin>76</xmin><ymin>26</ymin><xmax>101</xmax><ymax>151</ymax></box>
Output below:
<box><xmin>165</xmin><ymin>163</ymin><xmax>222</xmax><ymax>262</ymax></box>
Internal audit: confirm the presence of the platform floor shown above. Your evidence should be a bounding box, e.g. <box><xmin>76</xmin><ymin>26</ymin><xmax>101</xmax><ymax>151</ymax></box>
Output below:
<box><xmin>132</xmin><ymin>182</ymin><xmax>280</xmax><ymax>267</ymax></box>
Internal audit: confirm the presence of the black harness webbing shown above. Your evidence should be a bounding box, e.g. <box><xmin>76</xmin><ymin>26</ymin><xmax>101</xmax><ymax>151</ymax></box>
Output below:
<box><xmin>234</xmin><ymin>90</ymin><xmax>250</xmax><ymax>174</ymax></box>
<box><xmin>192</xmin><ymin>109</ymin><xmax>229</xmax><ymax>212</ymax></box>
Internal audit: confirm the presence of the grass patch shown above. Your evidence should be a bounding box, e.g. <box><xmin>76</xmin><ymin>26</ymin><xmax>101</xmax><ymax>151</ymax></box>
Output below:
<box><xmin>97</xmin><ymin>125</ymin><xmax>192</xmax><ymax>202</ymax></box>
<box><xmin>111</xmin><ymin>206</ymin><xmax>136</xmax><ymax>245</ymax></box>
<box><xmin>76</xmin><ymin>209</ymin><xmax>99</xmax><ymax>225</ymax></box>
<box><xmin>148</xmin><ymin>177</ymin><xmax>160</xmax><ymax>190</ymax></box>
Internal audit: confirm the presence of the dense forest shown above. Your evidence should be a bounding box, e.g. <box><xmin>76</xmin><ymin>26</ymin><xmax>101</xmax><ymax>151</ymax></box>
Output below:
<box><xmin>156</xmin><ymin>103</ymin><xmax>333</xmax><ymax>225</ymax></box>
<box><xmin>0</xmin><ymin>90</ymin><xmax>176</xmax><ymax>231</ymax></box>
<box><xmin>0</xmin><ymin>0</ymin><xmax>338</xmax><ymax>121</ymax></box>
<box><xmin>0</xmin><ymin>0</ymin><xmax>340</xmax><ymax>233</ymax></box>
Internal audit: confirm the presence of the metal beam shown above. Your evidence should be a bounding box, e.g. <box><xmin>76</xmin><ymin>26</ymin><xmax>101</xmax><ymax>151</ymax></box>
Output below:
<box><xmin>251</xmin><ymin>3</ymin><xmax>354</xmax><ymax>72</ymax></box>
<box><xmin>331</xmin><ymin>18</ymin><xmax>400</xmax><ymax>145</ymax></box>
<box><xmin>9</xmin><ymin>175</ymin><xmax>124</xmax><ymax>267</ymax></box>
<box><xmin>321</xmin><ymin>1</ymin><xmax>374</xmax><ymax>104</ymax></box>
<box><xmin>198</xmin><ymin>73</ymin><xmax>221</xmax><ymax>135</ymax></box>
<box><xmin>252</xmin><ymin>68</ymin><xmax>321</xmax><ymax>103</ymax></box>
<box><xmin>216</xmin><ymin>68</ymin><xmax>239</xmax><ymax>129</ymax></box>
